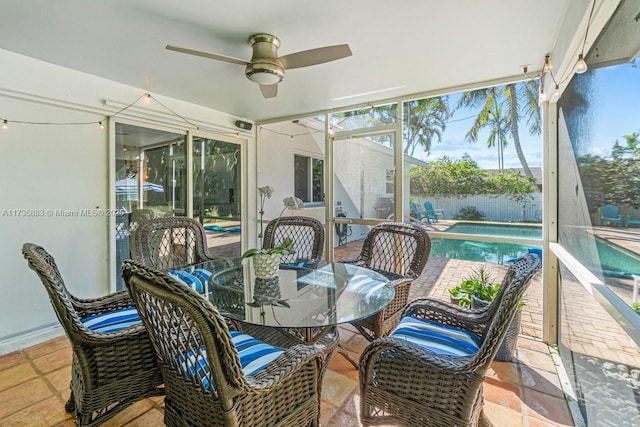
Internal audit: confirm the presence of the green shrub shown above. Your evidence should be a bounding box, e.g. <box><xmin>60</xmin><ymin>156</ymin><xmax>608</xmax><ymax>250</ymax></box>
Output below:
<box><xmin>453</xmin><ymin>206</ymin><xmax>485</xmax><ymax>221</ymax></box>
<box><xmin>632</xmin><ymin>303</ymin><xmax>640</xmax><ymax>315</ymax></box>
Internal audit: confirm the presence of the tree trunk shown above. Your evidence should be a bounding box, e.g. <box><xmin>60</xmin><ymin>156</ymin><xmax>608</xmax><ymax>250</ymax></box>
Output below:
<box><xmin>508</xmin><ymin>84</ymin><xmax>534</xmax><ymax>180</ymax></box>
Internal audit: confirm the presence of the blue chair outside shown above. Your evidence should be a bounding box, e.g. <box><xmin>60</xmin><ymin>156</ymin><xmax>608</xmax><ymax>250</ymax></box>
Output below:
<box><xmin>423</xmin><ymin>201</ymin><xmax>440</xmax><ymax>223</ymax></box>
<box><xmin>626</xmin><ymin>215</ymin><xmax>640</xmax><ymax>228</ymax></box>
<box><xmin>410</xmin><ymin>202</ymin><xmax>430</xmax><ymax>223</ymax></box>
<box><xmin>599</xmin><ymin>204</ymin><xmax>623</xmax><ymax>227</ymax></box>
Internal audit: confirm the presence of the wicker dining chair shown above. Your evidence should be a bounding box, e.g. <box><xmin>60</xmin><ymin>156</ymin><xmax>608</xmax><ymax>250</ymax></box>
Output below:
<box><xmin>262</xmin><ymin>216</ymin><xmax>325</xmax><ymax>269</ymax></box>
<box><xmin>122</xmin><ymin>259</ymin><xmax>325</xmax><ymax>427</ymax></box>
<box><xmin>342</xmin><ymin>222</ymin><xmax>431</xmax><ymax>341</ymax></box>
<box><xmin>22</xmin><ymin>243</ymin><xmax>164</xmax><ymax>427</ymax></box>
<box><xmin>134</xmin><ymin>216</ymin><xmax>216</xmax><ymax>270</ymax></box>
<box><xmin>128</xmin><ymin>208</ymin><xmax>156</xmax><ymax>259</ymax></box>
<box><xmin>359</xmin><ymin>253</ymin><xmax>541</xmax><ymax>427</ymax></box>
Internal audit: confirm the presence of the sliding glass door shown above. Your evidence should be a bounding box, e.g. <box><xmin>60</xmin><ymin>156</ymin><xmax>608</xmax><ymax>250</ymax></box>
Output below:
<box><xmin>114</xmin><ymin>123</ymin><xmax>187</xmax><ymax>290</ymax></box>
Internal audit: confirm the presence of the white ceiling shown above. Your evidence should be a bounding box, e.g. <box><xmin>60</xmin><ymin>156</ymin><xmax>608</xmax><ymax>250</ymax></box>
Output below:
<box><xmin>0</xmin><ymin>0</ymin><xmax>575</xmax><ymax>122</ymax></box>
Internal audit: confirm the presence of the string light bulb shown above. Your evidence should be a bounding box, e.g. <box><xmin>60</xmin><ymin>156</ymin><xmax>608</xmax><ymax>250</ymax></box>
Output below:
<box><xmin>543</xmin><ymin>55</ymin><xmax>553</xmax><ymax>73</ymax></box>
<box><xmin>2</xmin><ymin>119</ymin><xmax>7</xmax><ymax>130</ymax></box>
<box><xmin>143</xmin><ymin>93</ymin><xmax>152</xmax><ymax>103</ymax></box>
<box><xmin>575</xmin><ymin>54</ymin><xmax>588</xmax><ymax>74</ymax></box>
<box><xmin>98</xmin><ymin>121</ymin><xmax>104</xmax><ymax>130</ymax></box>
<box><xmin>289</xmin><ymin>135</ymin><xmax>294</xmax><ymax>142</ymax></box>
<box><xmin>550</xmin><ymin>84</ymin><xmax>561</xmax><ymax>103</ymax></box>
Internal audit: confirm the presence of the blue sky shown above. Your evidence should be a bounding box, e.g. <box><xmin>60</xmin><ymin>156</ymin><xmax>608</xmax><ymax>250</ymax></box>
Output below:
<box><xmin>584</xmin><ymin>62</ymin><xmax>640</xmax><ymax>157</ymax></box>
<box><xmin>414</xmin><ymin>60</ymin><xmax>639</xmax><ymax>169</ymax></box>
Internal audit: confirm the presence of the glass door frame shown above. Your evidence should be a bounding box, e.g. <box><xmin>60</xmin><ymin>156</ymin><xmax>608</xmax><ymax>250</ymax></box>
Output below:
<box><xmin>108</xmin><ymin>117</ymin><xmax>247</xmax><ymax>292</ymax></box>
<box><xmin>324</xmin><ymin>104</ymin><xmax>404</xmax><ymax>261</ymax></box>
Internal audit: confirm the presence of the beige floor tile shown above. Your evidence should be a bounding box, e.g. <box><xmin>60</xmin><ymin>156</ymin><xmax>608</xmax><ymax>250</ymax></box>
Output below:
<box><xmin>24</xmin><ymin>336</ymin><xmax>69</xmax><ymax>360</ymax></box>
<box><xmin>101</xmin><ymin>399</ymin><xmax>153</xmax><ymax>427</ymax></box>
<box><xmin>44</xmin><ymin>367</ymin><xmax>71</xmax><ymax>394</ymax></box>
<box><xmin>0</xmin><ymin>377</ymin><xmax>54</xmax><ymax>419</ymax></box>
<box><xmin>483</xmin><ymin>376</ymin><xmax>522</xmax><ymax>411</ymax></box>
<box><xmin>122</xmin><ymin>407</ymin><xmax>165</xmax><ymax>426</ymax></box>
<box><xmin>321</xmin><ymin>370</ymin><xmax>357</xmax><ymax>408</ymax></box>
<box><xmin>483</xmin><ymin>401</ymin><xmax>525</xmax><ymax>426</ymax></box>
<box><xmin>319</xmin><ymin>401</ymin><xmax>338</xmax><ymax>426</ymax></box>
<box><xmin>0</xmin><ymin>351</ymin><xmax>28</xmax><ymax>372</ymax></box>
<box><xmin>31</xmin><ymin>347</ymin><xmax>72</xmax><ymax>375</ymax></box>
<box><xmin>0</xmin><ymin>395</ymin><xmax>74</xmax><ymax>426</ymax></box>
<box><xmin>0</xmin><ymin>362</ymin><xmax>38</xmax><ymax>392</ymax></box>
<box><xmin>522</xmin><ymin>388</ymin><xmax>575</xmax><ymax>426</ymax></box>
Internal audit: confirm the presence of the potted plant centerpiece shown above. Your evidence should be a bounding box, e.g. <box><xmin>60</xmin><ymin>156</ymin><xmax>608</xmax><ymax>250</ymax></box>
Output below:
<box><xmin>449</xmin><ymin>265</ymin><xmax>525</xmax><ymax>361</ymax></box>
<box><xmin>242</xmin><ymin>186</ymin><xmax>303</xmax><ymax>299</ymax></box>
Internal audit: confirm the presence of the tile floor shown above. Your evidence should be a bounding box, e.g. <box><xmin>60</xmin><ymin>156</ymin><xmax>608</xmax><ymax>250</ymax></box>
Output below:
<box><xmin>0</xmin><ymin>327</ymin><xmax>574</xmax><ymax>426</ymax></box>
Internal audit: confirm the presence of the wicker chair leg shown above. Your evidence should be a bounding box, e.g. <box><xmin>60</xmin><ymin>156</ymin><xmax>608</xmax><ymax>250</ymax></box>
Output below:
<box><xmin>335</xmin><ymin>343</ymin><xmax>359</xmax><ymax>368</ymax></box>
<box><xmin>64</xmin><ymin>390</ymin><xmax>75</xmax><ymax>413</ymax></box>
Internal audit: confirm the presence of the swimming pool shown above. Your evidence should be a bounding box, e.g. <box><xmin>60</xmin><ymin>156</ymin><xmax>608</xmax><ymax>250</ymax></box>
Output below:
<box><xmin>432</xmin><ymin>222</ymin><xmax>640</xmax><ymax>277</ymax></box>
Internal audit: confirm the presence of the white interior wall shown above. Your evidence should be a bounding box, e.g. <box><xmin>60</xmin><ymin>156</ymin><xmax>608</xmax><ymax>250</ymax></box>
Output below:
<box><xmin>256</xmin><ymin>120</ymin><xmax>325</xmax><ymax>221</ymax></box>
<box><xmin>0</xmin><ymin>49</ymin><xmax>248</xmax><ymax>349</ymax></box>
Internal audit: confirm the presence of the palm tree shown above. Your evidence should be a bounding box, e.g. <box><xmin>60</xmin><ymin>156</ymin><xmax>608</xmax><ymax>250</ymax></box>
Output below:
<box><xmin>403</xmin><ymin>97</ymin><xmax>450</xmax><ymax>156</ymax></box>
<box><xmin>486</xmin><ymin>104</ymin><xmax>511</xmax><ymax>170</ymax></box>
<box><xmin>457</xmin><ymin>81</ymin><xmax>540</xmax><ymax>178</ymax></box>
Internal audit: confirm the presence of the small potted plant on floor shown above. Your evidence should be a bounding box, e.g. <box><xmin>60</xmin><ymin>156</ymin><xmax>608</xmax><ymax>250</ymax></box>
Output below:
<box><xmin>449</xmin><ymin>266</ymin><xmax>524</xmax><ymax>361</ymax></box>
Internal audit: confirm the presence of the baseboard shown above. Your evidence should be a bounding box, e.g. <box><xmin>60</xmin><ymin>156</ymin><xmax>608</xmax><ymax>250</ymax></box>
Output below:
<box><xmin>0</xmin><ymin>324</ymin><xmax>64</xmax><ymax>355</ymax></box>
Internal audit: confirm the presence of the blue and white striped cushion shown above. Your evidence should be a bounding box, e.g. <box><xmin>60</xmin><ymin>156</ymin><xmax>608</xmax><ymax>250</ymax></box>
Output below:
<box><xmin>349</xmin><ymin>275</ymin><xmax>388</xmax><ymax>302</ymax></box>
<box><xmin>191</xmin><ymin>268</ymin><xmax>213</xmax><ymax>286</ymax></box>
<box><xmin>178</xmin><ymin>330</ymin><xmax>283</xmax><ymax>391</ymax></box>
<box><xmin>81</xmin><ymin>307</ymin><xmax>141</xmax><ymax>333</ymax></box>
<box><xmin>391</xmin><ymin>316</ymin><xmax>481</xmax><ymax>357</ymax></box>
<box><xmin>170</xmin><ymin>270</ymin><xmax>205</xmax><ymax>294</ymax></box>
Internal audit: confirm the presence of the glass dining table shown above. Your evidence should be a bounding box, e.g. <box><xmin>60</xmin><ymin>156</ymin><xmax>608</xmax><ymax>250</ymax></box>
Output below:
<box><xmin>172</xmin><ymin>257</ymin><xmax>394</xmax><ymax>361</ymax></box>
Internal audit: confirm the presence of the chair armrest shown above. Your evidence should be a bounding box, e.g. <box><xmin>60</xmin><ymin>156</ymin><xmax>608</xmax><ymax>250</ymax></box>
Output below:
<box><xmin>244</xmin><ymin>344</ymin><xmax>324</xmax><ymax>391</ymax></box>
<box><xmin>360</xmin><ymin>336</ymin><xmax>477</xmax><ymax>378</ymax></box>
<box><xmin>340</xmin><ymin>259</ymin><xmax>364</xmax><ymax>266</ymax></box>
<box><xmin>74</xmin><ymin>290</ymin><xmax>136</xmax><ymax>317</ymax></box>
<box><xmin>379</xmin><ymin>278</ymin><xmax>412</xmax><ymax>321</ymax></box>
<box><xmin>402</xmin><ymin>297</ymin><xmax>490</xmax><ymax>336</ymax></box>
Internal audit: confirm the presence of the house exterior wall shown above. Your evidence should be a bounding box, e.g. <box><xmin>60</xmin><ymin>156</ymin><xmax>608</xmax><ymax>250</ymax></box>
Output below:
<box><xmin>0</xmin><ymin>49</ymin><xmax>246</xmax><ymax>349</ymax></box>
<box><xmin>258</xmin><ymin>120</ymin><xmax>418</xmax><ymax>245</ymax></box>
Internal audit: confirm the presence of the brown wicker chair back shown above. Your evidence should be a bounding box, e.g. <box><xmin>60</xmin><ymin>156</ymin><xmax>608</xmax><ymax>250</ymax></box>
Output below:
<box><xmin>355</xmin><ymin>222</ymin><xmax>431</xmax><ymax>279</ymax></box>
<box><xmin>344</xmin><ymin>222</ymin><xmax>432</xmax><ymax>342</ymax></box>
<box><xmin>122</xmin><ymin>259</ymin><xmax>324</xmax><ymax>427</ymax></box>
<box><xmin>262</xmin><ymin>216</ymin><xmax>324</xmax><ymax>268</ymax></box>
<box><xmin>134</xmin><ymin>216</ymin><xmax>214</xmax><ymax>270</ymax></box>
<box><xmin>22</xmin><ymin>243</ymin><xmax>164</xmax><ymax>427</ymax></box>
<box><xmin>359</xmin><ymin>253</ymin><xmax>541</xmax><ymax>427</ymax></box>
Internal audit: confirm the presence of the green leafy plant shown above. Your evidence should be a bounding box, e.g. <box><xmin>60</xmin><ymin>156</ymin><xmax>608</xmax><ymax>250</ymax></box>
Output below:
<box><xmin>449</xmin><ymin>266</ymin><xmax>500</xmax><ymax>308</ymax></box>
<box><xmin>632</xmin><ymin>303</ymin><xmax>640</xmax><ymax>315</ymax></box>
<box><xmin>449</xmin><ymin>266</ymin><xmax>526</xmax><ymax>308</ymax></box>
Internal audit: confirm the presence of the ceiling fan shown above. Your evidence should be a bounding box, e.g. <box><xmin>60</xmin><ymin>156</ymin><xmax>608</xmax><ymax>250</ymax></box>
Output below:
<box><xmin>166</xmin><ymin>33</ymin><xmax>352</xmax><ymax>99</ymax></box>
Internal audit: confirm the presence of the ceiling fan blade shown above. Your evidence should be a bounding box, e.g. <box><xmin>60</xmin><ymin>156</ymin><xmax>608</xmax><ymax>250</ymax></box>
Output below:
<box><xmin>279</xmin><ymin>44</ymin><xmax>352</xmax><ymax>70</ymax></box>
<box><xmin>260</xmin><ymin>84</ymin><xmax>278</xmax><ymax>98</ymax></box>
<box><xmin>166</xmin><ymin>45</ymin><xmax>249</xmax><ymax>66</ymax></box>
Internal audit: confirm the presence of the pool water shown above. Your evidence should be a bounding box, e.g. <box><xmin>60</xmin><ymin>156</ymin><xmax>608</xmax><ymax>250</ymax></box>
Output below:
<box><xmin>429</xmin><ymin>222</ymin><xmax>541</xmax><ymax>265</ymax></box>
<box><xmin>432</xmin><ymin>222</ymin><xmax>640</xmax><ymax>277</ymax></box>
<box><xmin>445</xmin><ymin>222</ymin><xmax>542</xmax><ymax>238</ymax></box>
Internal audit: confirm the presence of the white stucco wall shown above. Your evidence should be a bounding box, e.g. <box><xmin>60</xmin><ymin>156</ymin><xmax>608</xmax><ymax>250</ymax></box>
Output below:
<box><xmin>0</xmin><ymin>49</ymin><xmax>250</xmax><ymax>350</ymax></box>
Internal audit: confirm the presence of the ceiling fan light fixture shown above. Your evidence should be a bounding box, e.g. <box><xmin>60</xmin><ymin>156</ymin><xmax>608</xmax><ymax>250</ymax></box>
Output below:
<box><xmin>245</xmin><ymin>61</ymin><xmax>285</xmax><ymax>85</ymax></box>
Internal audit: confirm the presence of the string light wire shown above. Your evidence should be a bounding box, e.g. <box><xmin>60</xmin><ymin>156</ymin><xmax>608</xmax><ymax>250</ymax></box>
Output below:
<box><xmin>0</xmin><ymin>93</ymin><xmax>200</xmax><ymax>131</ymax></box>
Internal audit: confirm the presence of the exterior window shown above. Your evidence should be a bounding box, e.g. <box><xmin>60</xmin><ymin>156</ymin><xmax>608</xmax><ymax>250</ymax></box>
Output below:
<box><xmin>385</xmin><ymin>169</ymin><xmax>394</xmax><ymax>193</ymax></box>
<box><xmin>294</xmin><ymin>154</ymin><xmax>324</xmax><ymax>203</ymax></box>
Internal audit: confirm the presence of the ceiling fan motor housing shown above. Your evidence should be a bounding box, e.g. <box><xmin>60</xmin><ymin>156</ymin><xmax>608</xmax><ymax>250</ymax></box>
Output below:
<box><xmin>245</xmin><ymin>33</ymin><xmax>285</xmax><ymax>85</ymax></box>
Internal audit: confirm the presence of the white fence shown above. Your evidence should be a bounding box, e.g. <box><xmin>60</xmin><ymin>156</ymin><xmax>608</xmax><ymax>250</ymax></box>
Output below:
<box><xmin>416</xmin><ymin>193</ymin><xmax>543</xmax><ymax>223</ymax></box>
